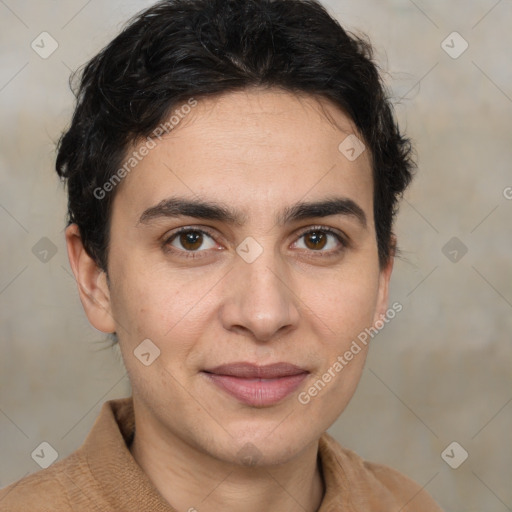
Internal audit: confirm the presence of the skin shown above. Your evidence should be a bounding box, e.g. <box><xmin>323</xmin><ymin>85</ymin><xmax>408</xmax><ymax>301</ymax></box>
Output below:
<box><xmin>66</xmin><ymin>87</ymin><xmax>394</xmax><ymax>512</ymax></box>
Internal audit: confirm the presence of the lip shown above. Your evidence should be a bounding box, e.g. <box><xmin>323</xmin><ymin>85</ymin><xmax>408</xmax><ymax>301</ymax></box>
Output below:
<box><xmin>202</xmin><ymin>362</ymin><xmax>309</xmax><ymax>407</ymax></box>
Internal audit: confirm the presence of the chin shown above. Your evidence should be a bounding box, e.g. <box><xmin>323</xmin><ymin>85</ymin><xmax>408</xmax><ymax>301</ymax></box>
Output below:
<box><xmin>212</xmin><ymin>428</ymin><xmax>316</xmax><ymax>468</ymax></box>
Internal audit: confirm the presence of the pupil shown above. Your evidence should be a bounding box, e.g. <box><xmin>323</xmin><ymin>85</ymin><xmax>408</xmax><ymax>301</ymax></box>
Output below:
<box><xmin>307</xmin><ymin>232</ymin><xmax>326</xmax><ymax>250</ymax></box>
<box><xmin>181</xmin><ymin>231</ymin><xmax>202</xmax><ymax>250</ymax></box>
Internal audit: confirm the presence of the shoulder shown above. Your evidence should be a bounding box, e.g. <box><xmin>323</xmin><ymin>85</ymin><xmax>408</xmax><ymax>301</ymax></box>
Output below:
<box><xmin>0</xmin><ymin>449</ymin><xmax>94</xmax><ymax>512</ymax></box>
<box><xmin>0</xmin><ymin>398</ymin><xmax>133</xmax><ymax>511</ymax></box>
<box><xmin>0</xmin><ymin>463</ymin><xmax>69</xmax><ymax>511</ymax></box>
<box><xmin>319</xmin><ymin>433</ymin><xmax>443</xmax><ymax>511</ymax></box>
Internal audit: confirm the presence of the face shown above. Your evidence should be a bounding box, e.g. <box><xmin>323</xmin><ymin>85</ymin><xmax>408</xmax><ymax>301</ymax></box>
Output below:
<box><xmin>69</xmin><ymin>88</ymin><xmax>393</xmax><ymax>466</ymax></box>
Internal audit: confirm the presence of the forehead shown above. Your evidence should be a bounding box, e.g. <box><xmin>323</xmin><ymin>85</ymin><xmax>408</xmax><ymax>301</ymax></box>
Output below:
<box><xmin>113</xmin><ymin>88</ymin><xmax>374</xmax><ymax>226</ymax></box>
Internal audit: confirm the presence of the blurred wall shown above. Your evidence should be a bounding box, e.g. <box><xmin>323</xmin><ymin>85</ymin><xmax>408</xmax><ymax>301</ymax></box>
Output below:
<box><xmin>1</xmin><ymin>1</ymin><xmax>511</xmax><ymax>510</ymax></box>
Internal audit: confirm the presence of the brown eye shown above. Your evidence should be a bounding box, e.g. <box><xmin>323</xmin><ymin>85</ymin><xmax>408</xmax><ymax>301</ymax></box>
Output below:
<box><xmin>294</xmin><ymin>227</ymin><xmax>346</xmax><ymax>254</ymax></box>
<box><xmin>166</xmin><ymin>228</ymin><xmax>217</xmax><ymax>253</ymax></box>
<box><xmin>303</xmin><ymin>231</ymin><xmax>328</xmax><ymax>250</ymax></box>
<box><xmin>179</xmin><ymin>231</ymin><xmax>203</xmax><ymax>251</ymax></box>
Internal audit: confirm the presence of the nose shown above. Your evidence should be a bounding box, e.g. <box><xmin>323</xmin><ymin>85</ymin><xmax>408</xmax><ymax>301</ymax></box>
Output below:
<box><xmin>219</xmin><ymin>246</ymin><xmax>300</xmax><ymax>343</ymax></box>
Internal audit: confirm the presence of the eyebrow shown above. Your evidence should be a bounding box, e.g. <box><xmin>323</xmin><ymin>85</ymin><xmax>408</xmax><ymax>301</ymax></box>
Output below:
<box><xmin>138</xmin><ymin>196</ymin><xmax>367</xmax><ymax>228</ymax></box>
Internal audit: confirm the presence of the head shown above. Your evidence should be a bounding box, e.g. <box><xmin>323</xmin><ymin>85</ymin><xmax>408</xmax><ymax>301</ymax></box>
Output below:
<box><xmin>59</xmin><ymin>0</ymin><xmax>414</xmax><ymax>467</ymax></box>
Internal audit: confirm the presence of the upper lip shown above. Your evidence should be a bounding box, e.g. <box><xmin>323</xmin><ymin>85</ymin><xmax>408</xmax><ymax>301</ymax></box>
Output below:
<box><xmin>203</xmin><ymin>362</ymin><xmax>309</xmax><ymax>379</ymax></box>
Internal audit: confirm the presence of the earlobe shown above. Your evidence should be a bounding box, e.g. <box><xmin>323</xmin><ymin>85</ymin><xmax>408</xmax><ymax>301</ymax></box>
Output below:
<box><xmin>65</xmin><ymin>224</ymin><xmax>117</xmax><ymax>333</ymax></box>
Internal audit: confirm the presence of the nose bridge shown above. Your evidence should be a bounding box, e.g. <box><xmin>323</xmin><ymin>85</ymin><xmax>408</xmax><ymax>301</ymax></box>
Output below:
<box><xmin>242</xmin><ymin>248</ymin><xmax>284</xmax><ymax>301</ymax></box>
<box><xmin>221</xmin><ymin>236</ymin><xmax>299</xmax><ymax>340</ymax></box>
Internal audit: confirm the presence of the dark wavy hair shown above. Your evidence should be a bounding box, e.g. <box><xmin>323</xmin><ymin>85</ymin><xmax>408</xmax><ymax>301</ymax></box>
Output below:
<box><xmin>56</xmin><ymin>0</ymin><xmax>415</xmax><ymax>270</ymax></box>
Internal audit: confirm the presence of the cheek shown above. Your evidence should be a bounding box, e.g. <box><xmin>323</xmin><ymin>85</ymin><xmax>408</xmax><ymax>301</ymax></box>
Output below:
<box><xmin>109</xmin><ymin>261</ymin><xmax>218</xmax><ymax>348</ymax></box>
<box><xmin>295</xmin><ymin>273</ymin><xmax>378</xmax><ymax>428</ymax></box>
<box><xmin>302</xmin><ymin>264</ymin><xmax>380</xmax><ymax>341</ymax></box>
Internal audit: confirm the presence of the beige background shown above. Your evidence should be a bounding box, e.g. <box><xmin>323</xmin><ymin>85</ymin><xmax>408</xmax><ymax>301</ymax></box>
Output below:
<box><xmin>1</xmin><ymin>1</ymin><xmax>511</xmax><ymax>510</ymax></box>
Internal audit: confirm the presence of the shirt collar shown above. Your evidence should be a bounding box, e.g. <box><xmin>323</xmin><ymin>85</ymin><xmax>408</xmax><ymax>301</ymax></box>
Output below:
<box><xmin>83</xmin><ymin>397</ymin><xmax>349</xmax><ymax>511</ymax></box>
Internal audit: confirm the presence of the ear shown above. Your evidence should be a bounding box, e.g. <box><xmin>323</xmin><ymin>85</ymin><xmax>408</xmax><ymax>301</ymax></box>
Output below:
<box><xmin>373</xmin><ymin>235</ymin><xmax>395</xmax><ymax>325</ymax></box>
<box><xmin>65</xmin><ymin>224</ymin><xmax>116</xmax><ymax>333</ymax></box>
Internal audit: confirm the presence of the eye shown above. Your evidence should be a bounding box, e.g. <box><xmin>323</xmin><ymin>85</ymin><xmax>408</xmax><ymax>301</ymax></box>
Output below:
<box><xmin>293</xmin><ymin>227</ymin><xmax>346</xmax><ymax>254</ymax></box>
<box><xmin>164</xmin><ymin>228</ymin><xmax>218</xmax><ymax>256</ymax></box>
<box><xmin>163</xmin><ymin>225</ymin><xmax>347</xmax><ymax>260</ymax></box>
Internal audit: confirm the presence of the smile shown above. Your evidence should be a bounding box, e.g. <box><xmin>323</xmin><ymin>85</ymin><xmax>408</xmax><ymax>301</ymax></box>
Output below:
<box><xmin>202</xmin><ymin>362</ymin><xmax>309</xmax><ymax>407</ymax></box>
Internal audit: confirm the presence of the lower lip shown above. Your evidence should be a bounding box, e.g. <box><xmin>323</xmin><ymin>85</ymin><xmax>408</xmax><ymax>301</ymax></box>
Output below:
<box><xmin>203</xmin><ymin>372</ymin><xmax>309</xmax><ymax>407</ymax></box>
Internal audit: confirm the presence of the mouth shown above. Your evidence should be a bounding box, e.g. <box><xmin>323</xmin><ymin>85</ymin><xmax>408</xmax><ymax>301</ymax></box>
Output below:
<box><xmin>201</xmin><ymin>362</ymin><xmax>309</xmax><ymax>407</ymax></box>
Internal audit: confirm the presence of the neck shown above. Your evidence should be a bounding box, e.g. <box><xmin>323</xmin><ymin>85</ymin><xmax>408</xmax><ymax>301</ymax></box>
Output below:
<box><xmin>129</xmin><ymin>402</ymin><xmax>325</xmax><ymax>512</ymax></box>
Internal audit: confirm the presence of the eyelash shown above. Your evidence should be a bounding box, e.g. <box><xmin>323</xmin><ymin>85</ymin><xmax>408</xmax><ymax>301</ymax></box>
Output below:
<box><xmin>162</xmin><ymin>225</ymin><xmax>348</xmax><ymax>260</ymax></box>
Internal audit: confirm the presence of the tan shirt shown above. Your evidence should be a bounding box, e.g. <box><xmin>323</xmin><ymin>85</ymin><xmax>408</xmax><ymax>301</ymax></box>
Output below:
<box><xmin>0</xmin><ymin>397</ymin><xmax>443</xmax><ymax>511</ymax></box>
